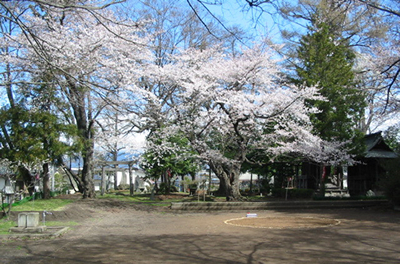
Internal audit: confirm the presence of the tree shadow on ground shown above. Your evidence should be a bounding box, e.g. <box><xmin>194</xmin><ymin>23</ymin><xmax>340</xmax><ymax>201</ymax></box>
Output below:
<box><xmin>3</xmin><ymin>226</ymin><xmax>400</xmax><ymax>264</ymax></box>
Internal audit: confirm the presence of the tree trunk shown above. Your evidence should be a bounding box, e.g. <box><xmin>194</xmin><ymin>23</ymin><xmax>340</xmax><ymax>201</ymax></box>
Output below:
<box><xmin>61</xmin><ymin>162</ymin><xmax>83</xmax><ymax>193</ymax></box>
<box><xmin>162</xmin><ymin>170</ymin><xmax>171</xmax><ymax>194</ymax></box>
<box><xmin>80</xmin><ymin>118</ymin><xmax>95</xmax><ymax>198</ymax></box>
<box><xmin>82</xmin><ymin>143</ymin><xmax>95</xmax><ymax>198</ymax></box>
<box><xmin>114</xmin><ymin>171</ymin><xmax>118</xmax><ymax>190</ymax></box>
<box><xmin>209</xmin><ymin>161</ymin><xmax>243</xmax><ymax>201</ymax></box>
<box><xmin>129</xmin><ymin>163</ymin><xmax>134</xmax><ymax>196</ymax></box>
<box><xmin>101</xmin><ymin>166</ymin><xmax>106</xmax><ymax>196</ymax></box>
<box><xmin>113</xmin><ymin>150</ymin><xmax>118</xmax><ymax>190</ymax></box>
<box><xmin>66</xmin><ymin>78</ymin><xmax>96</xmax><ymax>199</ymax></box>
<box><xmin>42</xmin><ymin>163</ymin><xmax>51</xmax><ymax>199</ymax></box>
<box><xmin>215</xmin><ymin>175</ymin><xmax>227</xmax><ymax>196</ymax></box>
<box><xmin>18</xmin><ymin>166</ymin><xmax>35</xmax><ymax>196</ymax></box>
<box><xmin>190</xmin><ymin>172</ymin><xmax>196</xmax><ymax>181</ymax></box>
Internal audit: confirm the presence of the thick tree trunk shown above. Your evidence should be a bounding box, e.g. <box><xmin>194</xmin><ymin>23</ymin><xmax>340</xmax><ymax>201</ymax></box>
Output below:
<box><xmin>42</xmin><ymin>163</ymin><xmax>51</xmax><ymax>199</ymax></box>
<box><xmin>209</xmin><ymin>161</ymin><xmax>243</xmax><ymax>201</ymax></box>
<box><xmin>160</xmin><ymin>170</ymin><xmax>171</xmax><ymax>194</ymax></box>
<box><xmin>67</xmin><ymin>80</ymin><xmax>96</xmax><ymax>199</ymax></box>
<box><xmin>129</xmin><ymin>164</ymin><xmax>134</xmax><ymax>196</ymax></box>
<box><xmin>215</xmin><ymin>175</ymin><xmax>227</xmax><ymax>196</ymax></box>
<box><xmin>82</xmin><ymin>141</ymin><xmax>96</xmax><ymax>198</ymax></box>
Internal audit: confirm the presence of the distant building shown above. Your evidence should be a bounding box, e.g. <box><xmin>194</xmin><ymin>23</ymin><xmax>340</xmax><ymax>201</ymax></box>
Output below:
<box><xmin>348</xmin><ymin>131</ymin><xmax>398</xmax><ymax>196</ymax></box>
<box><xmin>300</xmin><ymin>132</ymin><xmax>398</xmax><ymax>196</ymax></box>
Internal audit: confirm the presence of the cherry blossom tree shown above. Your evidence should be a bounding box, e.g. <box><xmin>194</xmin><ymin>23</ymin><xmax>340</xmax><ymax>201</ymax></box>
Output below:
<box><xmin>367</xmin><ymin>38</ymin><xmax>400</xmax><ymax>111</ymax></box>
<box><xmin>146</xmin><ymin>44</ymin><xmax>351</xmax><ymax>201</ymax></box>
<box><xmin>355</xmin><ymin>51</ymin><xmax>399</xmax><ymax>133</ymax></box>
<box><xmin>142</xmin><ymin>131</ymin><xmax>199</xmax><ymax>194</ymax></box>
<box><xmin>2</xmin><ymin>1</ymin><xmax>154</xmax><ymax>198</ymax></box>
<box><xmin>192</xmin><ymin>0</ymin><xmax>399</xmax><ymax>132</ymax></box>
<box><xmin>128</xmin><ymin>0</ymin><xmax>250</xmax><ymax>133</ymax></box>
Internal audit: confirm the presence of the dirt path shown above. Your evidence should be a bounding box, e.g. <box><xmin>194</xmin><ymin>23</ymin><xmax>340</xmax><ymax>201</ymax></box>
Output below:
<box><xmin>1</xmin><ymin>198</ymin><xmax>400</xmax><ymax>264</ymax></box>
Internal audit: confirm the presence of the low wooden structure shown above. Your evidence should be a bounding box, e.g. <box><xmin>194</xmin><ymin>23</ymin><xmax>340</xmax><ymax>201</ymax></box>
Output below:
<box><xmin>348</xmin><ymin>132</ymin><xmax>398</xmax><ymax>196</ymax></box>
<box><xmin>298</xmin><ymin>132</ymin><xmax>398</xmax><ymax>196</ymax></box>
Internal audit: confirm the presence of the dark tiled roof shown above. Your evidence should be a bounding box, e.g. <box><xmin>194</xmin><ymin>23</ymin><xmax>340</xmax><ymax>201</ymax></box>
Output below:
<box><xmin>364</xmin><ymin>132</ymin><xmax>398</xmax><ymax>159</ymax></box>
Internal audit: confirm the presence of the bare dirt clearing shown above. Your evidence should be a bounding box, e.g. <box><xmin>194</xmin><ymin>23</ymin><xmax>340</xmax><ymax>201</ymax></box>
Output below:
<box><xmin>225</xmin><ymin>216</ymin><xmax>340</xmax><ymax>229</ymax></box>
<box><xmin>1</xmin><ymin>196</ymin><xmax>400</xmax><ymax>264</ymax></box>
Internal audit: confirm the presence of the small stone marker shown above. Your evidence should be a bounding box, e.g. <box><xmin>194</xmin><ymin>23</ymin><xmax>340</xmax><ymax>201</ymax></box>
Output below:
<box><xmin>246</xmin><ymin>213</ymin><xmax>257</xmax><ymax>218</ymax></box>
<box><xmin>10</xmin><ymin>212</ymin><xmax>47</xmax><ymax>233</ymax></box>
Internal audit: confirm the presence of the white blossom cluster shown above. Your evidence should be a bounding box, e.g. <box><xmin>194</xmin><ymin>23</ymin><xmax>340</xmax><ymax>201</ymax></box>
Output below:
<box><xmin>145</xmin><ymin>44</ymin><xmax>352</xmax><ymax>167</ymax></box>
<box><xmin>0</xmin><ymin>1</ymin><xmax>357</xmax><ymax>189</ymax></box>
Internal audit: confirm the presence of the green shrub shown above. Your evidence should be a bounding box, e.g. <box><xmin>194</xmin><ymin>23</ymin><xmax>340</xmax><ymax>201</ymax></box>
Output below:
<box><xmin>385</xmin><ymin>180</ymin><xmax>400</xmax><ymax>206</ymax></box>
<box><xmin>157</xmin><ymin>183</ymin><xmax>178</xmax><ymax>194</ymax></box>
<box><xmin>260</xmin><ymin>179</ymin><xmax>272</xmax><ymax>195</ymax></box>
<box><xmin>380</xmin><ymin>158</ymin><xmax>400</xmax><ymax>206</ymax></box>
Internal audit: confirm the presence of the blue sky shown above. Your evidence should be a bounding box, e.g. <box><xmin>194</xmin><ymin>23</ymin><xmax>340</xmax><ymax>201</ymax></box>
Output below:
<box><xmin>202</xmin><ymin>1</ymin><xmax>283</xmax><ymax>43</ymax></box>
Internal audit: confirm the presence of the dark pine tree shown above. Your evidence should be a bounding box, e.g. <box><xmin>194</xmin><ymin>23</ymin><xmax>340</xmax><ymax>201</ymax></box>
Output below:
<box><xmin>293</xmin><ymin>19</ymin><xmax>366</xmax><ymax>153</ymax></box>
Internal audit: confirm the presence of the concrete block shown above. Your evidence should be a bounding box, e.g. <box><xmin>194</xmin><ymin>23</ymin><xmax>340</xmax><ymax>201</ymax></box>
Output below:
<box><xmin>17</xmin><ymin>213</ymin><xmax>27</xmax><ymax>228</ymax></box>
<box><xmin>18</xmin><ymin>212</ymin><xmax>40</xmax><ymax>228</ymax></box>
<box><xmin>10</xmin><ymin>226</ymin><xmax>47</xmax><ymax>233</ymax></box>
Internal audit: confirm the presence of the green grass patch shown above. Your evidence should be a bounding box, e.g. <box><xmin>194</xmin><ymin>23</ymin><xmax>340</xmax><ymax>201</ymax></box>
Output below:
<box><xmin>0</xmin><ymin>220</ymin><xmax>16</xmax><ymax>235</ymax></box>
<box><xmin>148</xmin><ymin>203</ymin><xmax>171</xmax><ymax>207</ymax></box>
<box><xmin>0</xmin><ymin>220</ymin><xmax>79</xmax><ymax>235</ymax></box>
<box><xmin>11</xmin><ymin>199</ymin><xmax>74</xmax><ymax>212</ymax></box>
<box><xmin>97</xmin><ymin>193</ymin><xmax>155</xmax><ymax>202</ymax></box>
<box><xmin>97</xmin><ymin>193</ymin><xmax>190</xmax><ymax>203</ymax></box>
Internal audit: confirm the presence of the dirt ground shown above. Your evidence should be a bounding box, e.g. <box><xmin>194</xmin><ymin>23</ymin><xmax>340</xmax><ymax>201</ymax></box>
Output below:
<box><xmin>1</xmin><ymin>196</ymin><xmax>400</xmax><ymax>264</ymax></box>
